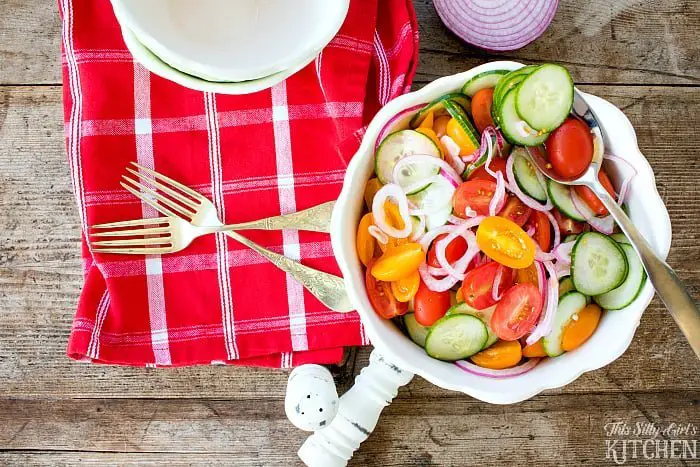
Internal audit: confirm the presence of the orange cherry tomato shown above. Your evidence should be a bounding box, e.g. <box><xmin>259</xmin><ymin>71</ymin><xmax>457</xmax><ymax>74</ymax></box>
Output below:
<box><xmin>364</xmin><ymin>178</ymin><xmax>383</xmax><ymax>211</ymax></box>
<box><xmin>433</xmin><ymin>115</ymin><xmax>452</xmax><ymax>138</ymax></box>
<box><xmin>371</xmin><ymin>242</ymin><xmax>425</xmax><ymax>282</ymax></box>
<box><xmin>476</xmin><ymin>216</ymin><xmax>536</xmax><ymax>269</ymax></box>
<box><xmin>467</xmin><ymin>157</ymin><xmax>507</xmax><ymax>182</ymax></box>
<box><xmin>561</xmin><ymin>304</ymin><xmax>602</xmax><ymax>351</ymax></box>
<box><xmin>413</xmin><ymin>280</ymin><xmax>451</xmax><ymax>326</ymax></box>
<box><xmin>418</xmin><ymin>110</ymin><xmax>434</xmax><ymax>129</ymax></box>
<box><xmin>516</xmin><ymin>262</ymin><xmax>539</xmax><ymax>287</ymax></box>
<box><xmin>453</xmin><ymin>179</ymin><xmax>497</xmax><ymax>218</ymax></box>
<box><xmin>498</xmin><ymin>195</ymin><xmax>532</xmax><ymax>227</ymax></box>
<box><xmin>378</xmin><ymin>201</ymin><xmax>408</xmax><ymax>253</ymax></box>
<box><xmin>491</xmin><ymin>283</ymin><xmax>543</xmax><ymax>341</ymax></box>
<box><xmin>471</xmin><ymin>88</ymin><xmax>495</xmax><ymax>133</ymax></box>
<box><xmin>552</xmin><ymin>208</ymin><xmax>586</xmax><ymax>235</ymax></box>
<box><xmin>415</xmin><ymin>127</ymin><xmax>445</xmax><ymax>157</ymax></box>
<box><xmin>522</xmin><ymin>338</ymin><xmax>547</xmax><ymax>358</ymax></box>
<box><xmin>527</xmin><ymin>210</ymin><xmax>552</xmax><ymax>252</ymax></box>
<box><xmin>461</xmin><ymin>261</ymin><xmax>513</xmax><ymax>310</ymax></box>
<box><xmin>366</xmin><ymin>259</ymin><xmax>408</xmax><ymax>319</ymax></box>
<box><xmin>391</xmin><ymin>270</ymin><xmax>420</xmax><ymax>303</ymax></box>
<box><xmin>546</xmin><ymin>117</ymin><xmax>593</xmax><ymax>179</ymax></box>
<box><xmin>446</xmin><ymin>117</ymin><xmax>479</xmax><ymax>156</ymax></box>
<box><xmin>470</xmin><ymin>339</ymin><xmax>522</xmax><ymax>369</ymax></box>
<box><xmin>573</xmin><ymin>170</ymin><xmax>616</xmax><ymax>216</ymax></box>
<box><xmin>427</xmin><ymin>233</ymin><xmax>468</xmax><ymax>268</ymax></box>
<box><xmin>455</xmin><ymin>287</ymin><xmax>465</xmax><ymax>303</ymax></box>
<box><xmin>356</xmin><ymin>213</ymin><xmax>375</xmax><ymax>267</ymax></box>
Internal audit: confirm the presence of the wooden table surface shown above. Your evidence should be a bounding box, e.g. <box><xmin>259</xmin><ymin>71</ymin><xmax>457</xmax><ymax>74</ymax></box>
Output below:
<box><xmin>1</xmin><ymin>0</ymin><xmax>699</xmax><ymax>465</ymax></box>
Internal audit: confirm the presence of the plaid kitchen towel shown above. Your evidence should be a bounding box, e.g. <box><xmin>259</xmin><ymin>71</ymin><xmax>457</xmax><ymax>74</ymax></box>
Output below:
<box><xmin>59</xmin><ymin>0</ymin><xmax>419</xmax><ymax>367</ymax></box>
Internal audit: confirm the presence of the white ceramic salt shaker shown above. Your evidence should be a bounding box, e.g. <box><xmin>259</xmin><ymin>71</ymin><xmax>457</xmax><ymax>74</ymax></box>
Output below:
<box><xmin>285</xmin><ymin>364</ymin><xmax>339</xmax><ymax>432</ymax></box>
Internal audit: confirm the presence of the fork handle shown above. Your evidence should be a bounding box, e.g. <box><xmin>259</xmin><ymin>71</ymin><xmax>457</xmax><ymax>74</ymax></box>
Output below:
<box><xmin>223</xmin><ymin>230</ymin><xmax>354</xmax><ymax>313</ymax></box>
<box><xmin>587</xmin><ymin>181</ymin><xmax>700</xmax><ymax>359</ymax></box>
<box><xmin>227</xmin><ymin>201</ymin><xmax>336</xmax><ymax>233</ymax></box>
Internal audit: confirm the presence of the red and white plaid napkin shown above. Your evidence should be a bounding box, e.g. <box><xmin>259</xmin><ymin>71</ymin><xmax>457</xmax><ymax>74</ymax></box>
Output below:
<box><xmin>59</xmin><ymin>0</ymin><xmax>419</xmax><ymax>367</ymax></box>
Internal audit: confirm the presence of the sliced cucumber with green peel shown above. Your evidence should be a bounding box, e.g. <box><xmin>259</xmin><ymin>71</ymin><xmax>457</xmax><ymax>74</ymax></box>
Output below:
<box><xmin>571</xmin><ymin>232</ymin><xmax>628</xmax><ymax>296</ymax></box>
<box><xmin>443</xmin><ymin>99</ymin><xmax>480</xmax><ymax>149</ymax></box>
<box><xmin>424</xmin><ymin>314</ymin><xmax>488</xmax><ymax>361</ymax></box>
<box><xmin>410</xmin><ymin>93</ymin><xmax>471</xmax><ymax>128</ymax></box>
<box><xmin>498</xmin><ymin>89</ymin><xmax>550</xmax><ymax>146</ymax></box>
<box><xmin>515</xmin><ymin>64</ymin><xmax>574</xmax><ymax>132</ymax></box>
<box><xmin>511</xmin><ymin>147</ymin><xmax>547</xmax><ymax>201</ymax></box>
<box><xmin>594</xmin><ymin>244</ymin><xmax>646</xmax><ymax>310</ymax></box>
<box><xmin>543</xmin><ymin>291</ymin><xmax>588</xmax><ymax>357</ymax></box>
<box><xmin>375</xmin><ymin>130</ymin><xmax>441</xmax><ymax>188</ymax></box>
<box><xmin>446</xmin><ymin>303</ymin><xmax>498</xmax><ymax>349</ymax></box>
<box><xmin>492</xmin><ymin>65</ymin><xmax>538</xmax><ymax>120</ymax></box>
<box><xmin>404</xmin><ymin>313</ymin><xmax>430</xmax><ymax>348</ymax></box>
<box><xmin>410</xmin><ymin>216</ymin><xmax>426</xmax><ymax>239</ymax></box>
<box><xmin>461</xmin><ymin>70</ymin><xmax>509</xmax><ymax>97</ymax></box>
<box><xmin>558</xmin><ymin>276</ymin><xmax>576</xmax><ymax>297</ymax></box>
<box><xmin>546</xmin><ymin>179</ymin><xmax>587</xmax><ymax>222</ymax></box>
<box><xmin>610</xmin><ymin>233</ymin><xmax>630</xmax><ymax>245</ymax></box>
<box><xmin>408</xmin><ymin>175</ymin><xmax>456</xmax><ymax>229</ymax></box>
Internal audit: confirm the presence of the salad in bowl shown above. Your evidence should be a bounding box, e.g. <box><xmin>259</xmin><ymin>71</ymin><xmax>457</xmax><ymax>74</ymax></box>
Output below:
<box><xmin>332</xmin><ymin>61</ymin><xmax>671</xmax><ymax>403</ymax></box>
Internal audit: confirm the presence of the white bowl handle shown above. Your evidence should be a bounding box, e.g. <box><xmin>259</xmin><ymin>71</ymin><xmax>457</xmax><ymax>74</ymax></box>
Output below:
<box><xmin>297</xmin><ymin>350</ymin><xmax>414</xmax><ymax>466</ymax></box>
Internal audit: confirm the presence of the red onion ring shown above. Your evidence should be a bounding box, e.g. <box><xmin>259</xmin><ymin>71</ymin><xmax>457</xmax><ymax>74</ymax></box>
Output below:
<box><xmin>555</xmin><ymin>262</ymin><xmax>571</xmax><ymax>279</ymax></box>
<box><xmin>409</xmin><ymin>214</ymin><xmax>426</xmax><ymax>242</ymax></box>
<box><xmin>604</xmin><ymin>154</ymin><xmax>638</xmax><ymax>205</ymax></box>
<box><xmin>534</xmin><ymin>260</ymin><xmax>546</xmax><ymax>297</ymax></box>
<box><xmin>570</xmin><ymin>189</ymin><xmax>616</xmax><ymax>234</ymax></box>
<box><xmin>436</xmin><ymin>223</ymin><xmax>482</xmax><ymax>280</ymax></box>
<box><xmin>393</xmin><ymin>154</ymin><xmax>462</xmax><ymax>189</ymax></box>
<box><xmin>368</xmin><ymin>225</ymin><xmax>388</xmax><ymax>245</ymax></box>
<box><xmin>440</xmin><ymin>135</ymin><xmax>467</xmax><ymax>175</ymax></box>
<box><xmin>489</xmin><ymin>171</ymin><xmax>507</xmax><ymax>216</ymax></box>
<box><xmin>375</xmin><ymin>103</ymin><xmax>425</xmax><ymax>151</ymax></box>
<box><xmin>505</xmin><ymin>153</ymin><xmax>553</xmax><ymax>212</ymax></box>
<box><xmin>491</xmin><ymin>264</ymin><xmax>504</xmax><ymax>302</ymax></box>
<box><xmin>543</xmin><ymin>209</ymin><xmax>561</xmax><ymax>252</ymax></box>
<box><xmin>553</xmin><ymin>240</ymin><xmax>576</xmax><ymax>265</ymax></box>
<box><xmin>526</xmin><ymin>260</ymin><xmax>559</xmax><ymax>345</ymax></box>
<box><xmin>372</xmin><ymin>183</ymin><xmax>413</xmax><ymax>238</ymax></box>
<box><xmin>455</xmin><ymin>358</ymin><xmax>541</xmax><ymax>378</ymax></box>
<box><xmin>525</xmin><ymin>224</ymin><xmax>536</xmax><ymax>237</ymax></box>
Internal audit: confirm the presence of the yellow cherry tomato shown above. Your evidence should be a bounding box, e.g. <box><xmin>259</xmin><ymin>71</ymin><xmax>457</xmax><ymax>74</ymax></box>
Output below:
<box><xmin>371</xmin><ymin>243</ymin><xmax>426</xmax><ymax>281</ymax></box>
<box><xmin>418</xmin><ymin>110</ymin><xmax>434</xmax><ymax>129</ymax></box>
<box><xmin>379</xmin><ymin>201</ymin><xmax>408</xmax><ymax>253</ymax></box>
<box><xmin>433</xmin><ymin>115</ymin><xmax>451</xmax><ymax>138</ymax></box>
<box><xmin>356</xmin><ymin>213</ymin><xmax>375</xmax><ymax>267</ymax></box>
<box><xmin>522</xmin><ymin>338</ymin><xmax>547</xmax><ymax>358</ymax></box>
<box><xmin>561</xmin><ymin>304</ymin><xmax>602</xmax><ymax>351</ymax></box>
<box><xmin>364</xmin><ymin>178</ymin><xmax>383</xmax><ymax>211</ymax></box>
<box><xmin>415</xmin><ymin>127</ymin><xmax>444</xmax><ymax>158</ymax></box>
<box><xmin>476</xmin><ymin>216</ymin><xmax>536</xmax><ymax>269</ymax></box>
<box><xmin>446</xmin><ymin>117</ymin><xmax>479</xmax><ymax>156</ymax></box>
<box><xmin>470</xmin><ymin>340</ymin><xmax>523</xmax><ymax>370</ymax></box>
<box><xmin>516</xmin><ymin>262</ymin><xmax>539</xmax><ymax>286</ymax></box>
<box><xmin>391</xmin><ymin>270</ymin><xmax>420</xmax><ymax>302</ymax></box>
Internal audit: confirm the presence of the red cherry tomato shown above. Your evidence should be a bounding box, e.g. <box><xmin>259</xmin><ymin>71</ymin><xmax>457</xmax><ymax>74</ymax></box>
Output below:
<box><xmin>460</xmin><ymin>261</ymin><xmax>514</xmax><ymax>310</ymax></box>
<box><xmin>552</xmin><ymin>208</ymin><xmax>586</xmax><ymax>235</ymax></box>
<box><xmin>427</xmin><ymin>233</ymin><xmax>468</xmax><ymax>268</ymax></box>
<box><xmin>413</xmin><ymin>281</ymin><xmax>451</xmax><ymax>326</ymax></box>
<box><xmin>546</xmin><ymin>118</ymin><xmax>593</xmax><ymax>179</ymax></box>
<box><xmin>365</xmin><ymin>259</ymin><xmax>408</xmax><ymax>319</ymax></box>
<box><xmin>471</xmin><ymin>88</ymin><xmax>495</xmax><ymax>133</ymax></box>
<box><xmin>467</xmin><ymin>157</ymin><xmax>507</xmax><ymax>182</ymax></box>
<box><xmin>491</xmin><ymin>283</ymin><xmax>543</xmax><ymax>341</ymax></box>
<box><xmin>528</xmin><ymin>211</ymin><xmax>552</xmax><ymax>251</ymax></box>
<box><xmin>498</xmin><ymin>196</ymin><xmax>532</xmax><ymax>227</ymax></box>
<box><xmin>573</xmin><ymin>170</ymin><xmax>616</xmax><ymax>216</ymax></box>
<box><xmin>453</xmin><ymin>180</ymin><xmax>497</xmax><ymax>217</ymax></box>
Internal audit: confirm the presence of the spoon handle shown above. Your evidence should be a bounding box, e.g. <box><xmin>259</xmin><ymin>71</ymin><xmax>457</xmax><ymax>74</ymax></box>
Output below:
<box><xmin>587</xmin><ymin>182</ymin><xmax>700</xmax><ymax>359</ymax></box>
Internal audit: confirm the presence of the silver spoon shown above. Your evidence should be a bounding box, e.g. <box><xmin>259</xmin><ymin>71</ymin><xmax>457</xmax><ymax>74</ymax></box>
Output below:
<box><xmin>525</xmin><ymin>90</ymin><xmax>700</xmax><ymax>359</ymax></box>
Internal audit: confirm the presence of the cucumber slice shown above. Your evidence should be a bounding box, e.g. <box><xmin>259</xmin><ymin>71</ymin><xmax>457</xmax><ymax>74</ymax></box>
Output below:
<box><xmin>408</xmin><ymin>175</ymin><xmax>456</xmax><ymax>229</ymax></box>
<box><xmin>515</xmin><ymin>64</ymin><xmax>574</xmax><ymax>132</ymax></box>
<box><xmin>375</xmin><ymin>130</ymin><xmax>441</xmax><ymax>188</ymax></box>
<box><xmin>610</xmin><ymin>233</ymin><xmax>630</xmax><ymax>245</ymax></box>
<box><xmin>443</xmin><ymin>99</ymin><xmax>480</xmax><ymax>149</ymax></box>
<box><xmin>498</xmin><ymin>89</ymin><xmax>550</xmax><ymax>146</ymax></box>
<box><xmin>543</xmin><ymin>291</ymin><xmax>588</xmax><ymax>357</ymax></box>
<box><xmin>446</xmin><ymin>303</ymin><xmax>498</xmax><ymax>349</ymax></box>
<box><xmin>558</xmin><ymin>276</ymin><xmax>576</xmax><ymax>297</ymax></box>
<box><xmin>492</xmin><ymin>66</ymin><xmax>538</xmax><ymax>120</ymax></box>
<box><xmin>425</xmin><ymin>205</ymin><xmax>453</xmax><ymax>230</ymax></box>
<box><xmin>424</xmin><ymin>314</ymin><xmax>488</xmax><ymax>361</ymax></box>
<box><xmin>461</xmin><ymin>70</ymin><xmax>509</xmax><ymax>97</ymax></box>
<box><xmin>410</xmin><ymin>93</ymin><xmax>471</xmax><ymax>128</ymax></box>
<box><xmin>511</xmin><ymin>147</ymin><xmax>547</xmax><ymax>201</ymax></box>
<box><xmin>404</xmin><ymin>313</ymin><xmax>430</xmax><ymax>348</ymax></box>
<box><xmin>571</xmin><ymin>232</ymin><xmax>628</xmax><ymax>296</ymax></box>
<box><xmin>546</xmin><ymin>179</ymin><xmax>586</xmax><ymax>222</ymax></box>
<box><xmin>594</xmin><ymin>244</ymin><xmax>647</xmax><ymax>310</ymax></box>
<box><xmin>410</xmin><ymin>216</ymin><xmax>426</xmax><ymax>239</ymax></box>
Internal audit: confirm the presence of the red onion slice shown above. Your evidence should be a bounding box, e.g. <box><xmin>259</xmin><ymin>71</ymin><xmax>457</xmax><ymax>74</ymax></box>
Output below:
<box><xmin>555</xmin><ymin>262</ymin><xmax>571</xmax><ymax>279</ymax></box>
<box><xmin>393</xmin><ymin>154</ymin><xmax>463</xmax><ymax>189</ymax></box>
<box><xmin>526</xmin><ymin>260</ymin><xmax>559</xmax><ymax>345</ymax></box>
<box><xmin>525</xmin><ymin>224</ymin><xmax>536</xmax><ymax>237</ymax></box>
<box><xmin>375</xmin><ymin>104</ymin><xmax>425</xmax><ymax>151</ymax></box>
<box><xmin>489</xmin><ymin>171</ymin><xmax>507</xmax><ymax>216</ymax></box>
<box><xmin>553</xmin><ymin>240</ymin><xmax>576</xmax><ymax>265</ymax></box>
<box><xmin>435</xmin><ymin>224</ymin><xmax>481</xmax><ymax>280</ymax></box>
<box><xmin>455</xmin><ymin>358</ymin><xmax>541</xmax><ymax>378</ymax></box>
<box><xmin>409</xmin><ymin>214</ymin><xmax>426</xmax><ymax>242</ymax></box>
<box><xmin>505</xmin><ymin>153</ymin><xmax>553</xmax><ymax>212</ymax></box>
<box><xmin>570</xmin><ymin>189</ymin><xmax>616</xmax><ymax>234</ymax></box>
<box><xmin>440</xmin><ymin>135</ymin><xmax>467</xmax><ymax>175</ymax></box>
<box><xmin>491</xmin><ymin>265</ymin><xmax>505</xmax><ymax>302</ymax></box>
<box><xmin>534</xmin><ymin>260</ymin><xmax>546</xmax><ymax>297</ymax></box>
<box><xmin>604</xmin><ymin>154</ymin><xmax>638</xmax><ymax>205</ymax></box>
<box><xmin>368</xmin><ymin>225</ymin><xmax>389</xmax><ymax>245</ymax></box>
<box><xmin>372</xmin><ymin>183</ymin><xmax>413</xmax><ymax>238</ymax></box>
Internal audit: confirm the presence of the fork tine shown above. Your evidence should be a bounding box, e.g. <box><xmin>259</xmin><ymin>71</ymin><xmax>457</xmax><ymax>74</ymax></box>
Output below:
<box><xmin>122</xmin><ymin>176</ymin><xmax>196</xmax><ymax>217</ymax></box>
<box><xmin>129</xmin><ymin>162</ymin><xmax>206</xmax><ymax>203</ymax></box>
<box><xmin>93</xmin><ymin>246</ymin><xmax>174</xmax><ymax>255</ymax></box>
<box><xmin>120</xmin><ymin>181</ymin><xmax>188</xmax><ymax>219</ymax></box>
<box><xmin>125</xmin><ymin>167</ymin><xmax>200</xmax><ymax>209</ymax></box>
<box><xmin>90</xmin><ymin>226</ymin><xmax>172</xmax><ymax>238</ymax></box>
<box><xmin>91</xmin><ymin>217</ymin><xmax>170</xmax><ymax>230</ymax></box>
<box><xmin>92</xmin><ymin>237</ymin><xmax>171</xmax><ymax>247</ymax></box>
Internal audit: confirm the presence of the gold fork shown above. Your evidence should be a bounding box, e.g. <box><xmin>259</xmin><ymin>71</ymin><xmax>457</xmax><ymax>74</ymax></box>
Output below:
<box><xmin>90</xmin><ymin>162</ymin><xmax>352</xmax><ymax>313</ymax></box>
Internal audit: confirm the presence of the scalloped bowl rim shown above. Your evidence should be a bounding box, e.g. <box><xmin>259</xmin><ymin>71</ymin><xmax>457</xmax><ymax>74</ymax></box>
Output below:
<box><xmin>330</xmin><ymin>61</ymin><xmax>672</xmax><ymax>404</ymax></box>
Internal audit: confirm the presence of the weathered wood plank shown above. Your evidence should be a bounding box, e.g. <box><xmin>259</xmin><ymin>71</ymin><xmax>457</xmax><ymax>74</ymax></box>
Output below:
<box><xmin>0</xmin><ymin>84</ymin><xmax>698</xmax><ymax>398</ymax></box>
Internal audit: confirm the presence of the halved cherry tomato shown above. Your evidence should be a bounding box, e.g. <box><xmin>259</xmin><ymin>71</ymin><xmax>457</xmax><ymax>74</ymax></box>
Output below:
<box><xmin>391</xmin><ymin>270</ymin><xmax>420</xmax><ymax>303</ymax></box>
<box><xmin>467</xmin><ymin>157</ymin><xmax>507</xmax><ymax>182</ymax></box>
<box><xmin>546</xmin><ymin>117</ymin><xmax>593</xmax><ymax>179</ymax></box>
<box><xmin>356</xmin><ymin>213</ymin><xmax>375</xmax><ymax>267</ymax></box>
<box><xmin>414</xmin><ymin>281</ymin><xmax>451</xmax><ymax>326</ymax></box>
<box><xmin>573</xmin><ymin>170</ymin><xmax>616</xmax><ymax>216</ymax></box>
<box><xmin>561</xmin><ymin>304</ymin><xmax>602</xmax><ymax>351</ymax></box>
<box><xmin>522</xmin><ymin>338</ymin><xmax>547</xmax><ymax>358</ymax></box>
<box><xmin>427</xmin><ymin>233</ymin><xmax>468</xmax><ymax>268</ymax></box>
<box><xmin>491</xmin><ymin>283</ymin><xmax>543</xmax><ymax>341</ymax></box>
<box><xmin>416</xmin><ymin>127</ymin><xmax>445</xmax><ymax>158</ymax></box>
<box><xmin>498</xmin><ymin>196</ymin><xmax>532</xmax><ymax>227</ymax></box>
<box><xmin>446</xmin><ymin>118</ymin><xmax>479</xmax><ymax>156</ymax></box>
<box><xmin>528</xmin><ymin>210</ymin><xmax>552</xmax><ymax>251</ymax></box>
<box><xmin>471</xmin><ymin>88</ymin><xmax>495</xmax><ymax>133</ymax></box>
<box><xmin>516</xmin><ymin>262</ymin><xmax>539</xmax><ymax>287</ymax></box>
<box><xmin>433</xmin><ymin>115</ymin><xmax>451</xmax><ymax>138</ymax></box>
<box><xmin>470</xmin><ymin>339</ymin><xmax>522</xmax><ymax>369</ymax></box>
<box><xmin>476</xmin><ymin>216</ymin><xmax>536</xmax><ymax>269</ymax></box>
<box><xmin>453</xmin><ymin>180</ymin><xmax>497</xmax><ymax>218</ymax></box>
<box><xmin>364</xmin><ymin>178</ymin><xmax>383</xmax><ymax>211</ymax></box>
<box><xmin>371</xmin><ymin>242</ymin><xmax>425</xmax><ymax>281</ymax></box>
<box><xmin>379</xmin><ymin>201</ymin><xmax>408</xmax><ymax>252</ymax></box>
<box><xmin>419</xmin><ymin>110</ymin><xmax>434</xmax><ymax>129</ymax></box>
<box><xmin>552</xmin><ymin>208</ymin><xmax>586</xmax><ymax>235</ymax></box>
<box><xmin>366</xmin><ymin>259</ymin><xmax>408</xmax><ymax>319</ymax></box>
<box><xmin>460</xmin><ymin>261</ymin><xmax>513</xmax><ymax>310</ymax></box>
<box><xmin>455</xmin><ymin>287</ymin><xmax>465</xmax><ymax>303</ymax></box>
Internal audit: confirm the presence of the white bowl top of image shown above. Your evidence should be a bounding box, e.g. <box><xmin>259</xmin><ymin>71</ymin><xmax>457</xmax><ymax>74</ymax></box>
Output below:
<box><xmin>111</xmin><ymin>0</ymin><xmax>349</xmax><ymax>82</ymax></box>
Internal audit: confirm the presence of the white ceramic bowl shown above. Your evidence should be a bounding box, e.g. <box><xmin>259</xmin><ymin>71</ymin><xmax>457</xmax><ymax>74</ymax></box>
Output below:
<box><xmin>330</xmin><ymin>61</ymin><xmax>672</xmax><ymax>404</ymax></box>
<box><xmin>111</xmin><ymin>0</ymin><xmax>349</xmax><ymax>82</ymax></box>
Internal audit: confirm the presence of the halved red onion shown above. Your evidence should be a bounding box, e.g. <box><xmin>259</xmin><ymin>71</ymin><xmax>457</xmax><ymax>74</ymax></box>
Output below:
<box><xmin>553</xmin><ymin>240</ymin><xmax>576</xmax><ymax>265</ymax></box>
<box><xmin>570</xmin><ymin>189</ymin><xmax>616</xmax><ymax>234</ymax></box>
<box><xmin>393</xmin><ymin>154</ymin><xmax>462</xmax><ymax>189</ymax></box>
<box><xmin>372</xmin><ymin>183</ymin><xmax>413</xmax><ymax>238</ymax></box>
<box><xmin>368</xmin><ymin>225</ymin><xmax>388</xmax><ymax>245</ymax></box>
<box><xmin>375</xmin><ymin>103</ymin><xmax>425</xmax><ymax>151</ymax></box>
<box><xmin>455</xmin><ymin>358</ymin><xmax>541</xmax><ymax>378</ymax></box>
<box><xmin>433</xmin><ymin>0</ymin><xmax>559</xmax><ymax>52</ymax></box>
<box><xmin>491</xmin><ymin>264</ymin><xmax>504</xmax><ymax>302</ymax></box>
<box><xmin>505</xmin><ymin>153</ymin><xmax>553</xmax><ymax>212</ymax></box>
<box><xmin>489</xmin><ymin>171</ymin><xmax>507</xmax><ymax>216</ymax></box>
<box><xmin>526</xmin><ymin>261</ymin><xmax>559</xmax><ymax>345</ymax></box>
